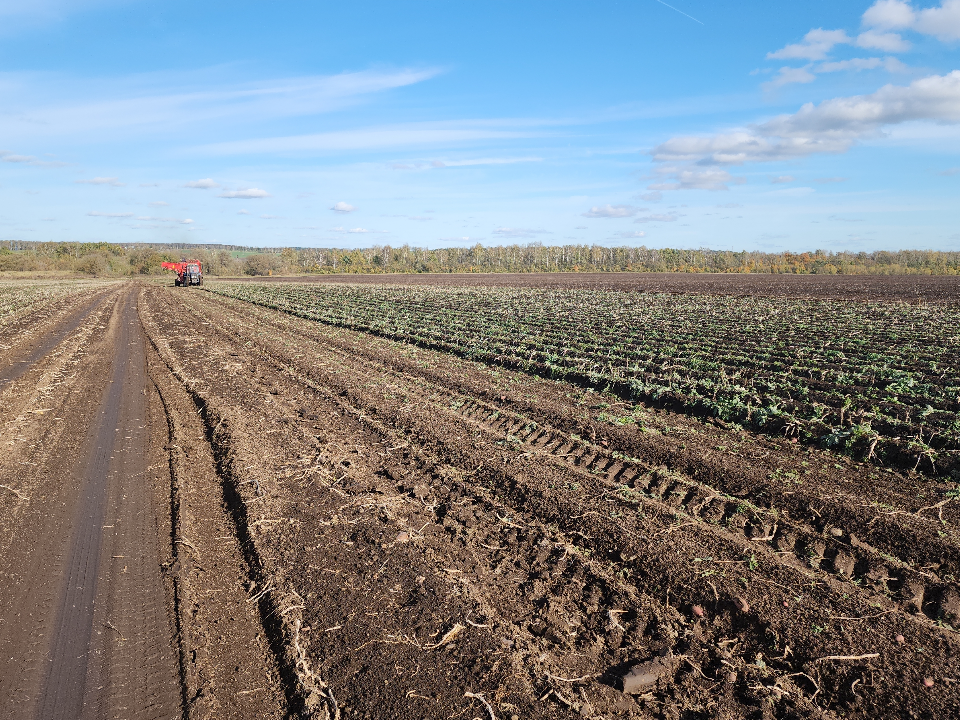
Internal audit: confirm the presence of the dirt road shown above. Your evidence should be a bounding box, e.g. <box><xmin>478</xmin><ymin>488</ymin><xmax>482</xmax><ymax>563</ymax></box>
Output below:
<box><xmin>2</xmin><ymin>279</ymin><xmax>958</xmax><ymax>720</ymax></box>
<box><xmin>0</xmin><ymin>284</ymin><xmax>283</xmax><ymax>720</ymax></box>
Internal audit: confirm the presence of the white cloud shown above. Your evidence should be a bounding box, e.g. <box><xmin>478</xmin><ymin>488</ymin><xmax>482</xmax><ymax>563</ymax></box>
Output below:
<box><xmin>651</xmin><ymin>71</ymin><xmax>960</xmax><ymax>166</ymax></box>
<box><xmin>862</xmin><ymin>0</ymin><xmax>960</xmax><ymax>42</ymax></box>
<box><xmin>634</xmin><ymin>214</ymin><xmax>678</xmax><ymax>223</ymax></box>
<box><xmin>938</xmin><ymin>167</ymin><xmax>960</xmax><ymax>175</ymax></box>
<box><xmin>76</xmin><ymin>176</ymin><xmax>122</xmax><ymax>186</ymax></box>
<box><xmin>765</xmin><ymin>57</ymin><xmax>907</xmax><ymax>91</ymax></box>
<box><xmin>768</xmin><ymin>29</ymin><xmax>851</xmax><ymax>61</ymax></box>
<box><xmin>771</xmin><ymin>175</ymin><xmax>795</xmax><ymax>183</ymax></box>
<box><xmin>648</xmin><ymin>168</ymin><xmax>745</xmax><ymax>191</ymax></box>
<box><xmin>639</xmin><ymin>191</ymin><xmax>663</xmax><ymax>202</ymax></box>
<box><xmin>260</xmin><ymin>214</ymin><xmax>278</xmax><ymax>219</ymax></box>
<box><xmin>87</xmin><ymin>210</ymin><xmax>133</xmax><ymax>217</ymax></box>
<box><xmin>346</xmin><ymin>227</ymin><xmax>387</xmax><ymax>234</ymax></box>
<box><xmin>611</xmin><ymin>231</ymin><xmax>647</xmax><ymax>239</ymax></box>
<box><xmin>863</xmin><ymin>0</ymin><xmax>916</xmax><ymax>29</ymax></box>
<box><xmin>237</xmin><ymin>209</ymin><xmax>251</xmax><ymax>215</ymax></box>
<box><xmin>763</xmin><ymin>66</ymin><xmax>816</xmax><ymax>90</ymax></box>
<box><xmin>582</xmin><ymin>204</ymin><xmax>638</xmax><ymax>218</ymax></box>
<box><xmin>915</xmin><ymin>0</ymin><xmax>960</xmax><ymax>40</ymax></box>
<box><xmin>218</xmin><ymin>188</ymin><xmax>270</xmax><ymax>199</ymax></box>
<box><xmin>180</xmin><ymin>218</ymin><xmax>193</xmax><ymax>224</ymax></box>
<box><xmin>492</xmin><ymin>227</ymin><xmax>551</xmax><ymax>239</ymax></box>
<box><xmin>330</xmin><ymin>201</ymin><xmax>356</xmax><ymax>213</ymax></box>
<box><xmin>184</xmin><ymin>178</ymin><xmax>218</xmax><ymax>189</ymax></box>
<box><xmin>855</xmin><ymin>30</ymin><xmax>911</xmax><ymax>51</ymax></box>
<box><xmin>0</xmin><ymin>149</ymin><xmax>64</xmax><ymax>166</ymax></box>
<box><xmin>148</xmin><ymin>200</ymin><xmax>169</xmax><ymax>206</ymax></box>
<box><xmin>818</xmin><ymin>57</ymin><xmax>906</xmax><ymax>73</ymax></box>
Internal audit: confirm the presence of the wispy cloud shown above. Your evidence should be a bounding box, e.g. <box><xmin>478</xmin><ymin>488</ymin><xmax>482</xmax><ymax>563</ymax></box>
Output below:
<box><xmin>813</xmin><ymin>176</ymin><xmax>848</xmax><ymax>183</ymax></box>
<box><xmin>184</xmin><ymin>178</ymin><xmax>219</xmax><ymax>188</ymax></box>
<box><xmin>331</xmin><ymin>201</ymin><xmax>356</xmax><ymax>213</ymax></box>
<box><xmin>647</xmin><ymin>168</ymin><xmax>745</xmax><ymax>191</ymax></box>
<box><xmin>768</xmin><ymin>29</ymin><xmax>851</xmax><ymax>61</ymax></box>
<box><xmin>198</xmin><ymin>120</ymin><xmax>544</xmax><ymax>156</ymax></box>
<box><xmin>492</xmin><ymin>227</ymin><xmax>551</xmax><ymax>239</ymax></box>
<box><xmin>76</xmin><ymin>176</ymin><xmax>123</xmax><ymax>186</ymax></box>
<box><xmin>611</xmin><ymin>231</ymin><xmax>646</xmax><ymax>239</ymax></box>
<box><xmin>582</xmin><ymin>204</ymin><xmax>639</xmax><ymax>218</ymax></box>
<box><xmin>148</xmin><ymin>200</ymin><xmax>169</xmax><ymax>206</ymax></box>
<box><xmin>0</xmin><ymin>68</ymin><xmax>443</xmax><ymax>144</ymax></box>
<box><xmin>410</xmin><ymin>156</ymin><xmax>543</xmax><ymax>169</ymax></box>
<box><xmin>634</xmin><ymin>214</ymin><xmax>678</xmax><ymax>223</ymax></box>
<box><xmin>763</xmin><ymin>66</ymin><xmax>816</xmax><ymax>90</ymax></box>
<box><xmin>0</xmin><ymin>149</ymin><xmax>65</xmax><ymax>166</ymax></box>
<box><xmin>771</xmin><ymin>175</ymin><xmax>795</xmax><ymax>183</ymax></box>
<box><xmin>88</xmin><ymin>210</ymin><xmax>133</xmax><ymax>217</ymax></box>
<box><xmin>135</xmin><ymin>215</ymin><xmax>194</xmax><ymax>224</ymax></box>
<box><xmin>218</xmin><ymin>188</ymin><xmax>270</xmax><ymax>199</ymax></box>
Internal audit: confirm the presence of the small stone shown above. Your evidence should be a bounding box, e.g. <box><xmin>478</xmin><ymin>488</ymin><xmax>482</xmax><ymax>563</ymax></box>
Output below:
<box><xmin>924</xmin><ymin>677</ymin><xmax>935</xmax><ymax>688</ymax></box>
<box><xmin>511</xmin><ymin>715</ymin><xmax>519</xmax><ymax>720</ymax></box>
<box><xmin>726</xmin><ymin>671</ymin><xmax>737</xmax><ymax>683</ymax></box>
<box><xmin>619</xmin><ymin>659</ymin><xmax>670</xmax><ymax>694</ymax></box>
<box><xmin>692</xmin><ymin>605</ymin><xmax>705</xmax><ymax>617</ymax></box>
<box><xmin>395</xmin><ymin>531</ymin><xmax>410</xmax><ymax>543</ymax></box>
<box><xmin>896</xmin><ymin>634</ymin><xmax>905</xmax><ymax>644</ymax></box>
<box><xmin>830</xmin><ymin>527</ymin><xmax>844</xmax><ymax>537</ymax></box>
<box><xmin>734</xmin><ymin>595</ymin><xmax>750</xmax><ymax>613</ymax></box>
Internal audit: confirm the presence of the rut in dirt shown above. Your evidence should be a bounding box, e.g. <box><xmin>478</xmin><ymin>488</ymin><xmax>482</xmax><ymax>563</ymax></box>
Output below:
<box><xmin>136</xmin><ymin>285</ymin><xmax>960</xmax><ymax>720</ymax></box>
<box><xmin>0</xmin><ymin>288</ymin><xmax>182</xmax><ymax>720</ymax></box>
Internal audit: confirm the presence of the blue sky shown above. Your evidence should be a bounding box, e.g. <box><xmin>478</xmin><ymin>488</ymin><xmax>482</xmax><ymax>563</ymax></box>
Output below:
<box><xmin>1</xmin><ymin>0</ymin><xmax>959</xmax><ymax>252</ymax></box>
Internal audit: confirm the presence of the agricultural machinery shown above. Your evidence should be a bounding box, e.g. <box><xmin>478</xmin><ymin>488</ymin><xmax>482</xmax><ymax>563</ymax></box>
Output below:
<box><xmin>161</xmin><ymin>260</ymin><xmax>203</xmax><ymax>286</ymax></box>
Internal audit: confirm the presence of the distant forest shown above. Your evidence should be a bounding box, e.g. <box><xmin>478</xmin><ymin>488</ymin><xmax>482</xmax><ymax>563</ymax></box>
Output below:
<box><xmin>1</xmin><ymin>240</ymin><xmax>958</xmax><ymax>276</ymax></box>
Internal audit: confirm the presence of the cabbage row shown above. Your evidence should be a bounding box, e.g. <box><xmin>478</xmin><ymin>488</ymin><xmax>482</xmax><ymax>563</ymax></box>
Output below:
<box><xmin>208</xmin><ymin>282</ymin><xmax>960</xmax><ymax>476</ymax></box>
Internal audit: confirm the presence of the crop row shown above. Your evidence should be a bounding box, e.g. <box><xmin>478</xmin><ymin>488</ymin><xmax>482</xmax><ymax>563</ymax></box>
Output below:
<box><xmin>207</xmin><ymin>282</ymin><xmax>960</xmax><ymax>476</ymax></box>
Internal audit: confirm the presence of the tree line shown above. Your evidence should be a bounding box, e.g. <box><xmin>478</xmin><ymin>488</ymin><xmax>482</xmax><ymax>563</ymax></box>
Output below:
<box><xmin>1</xmin><ymin>240</ymin><xmax>958</xmax><ymax>276</ymax></box>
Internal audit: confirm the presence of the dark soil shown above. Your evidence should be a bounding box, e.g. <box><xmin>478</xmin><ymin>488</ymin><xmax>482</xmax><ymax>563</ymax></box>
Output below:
<box><xmin>136</xmin><ymin>283</ymin><xmax>960</xmax><ymax>719</ymax></box>
<box><xmin>228</xmin><ymin>272</ymin><xmax>960</xmax><ymax>303</ymax></box>
<box><xmin>3</xmin><ymin>277</ymin><xmax>958</xmax><ymax>719</ymax></box>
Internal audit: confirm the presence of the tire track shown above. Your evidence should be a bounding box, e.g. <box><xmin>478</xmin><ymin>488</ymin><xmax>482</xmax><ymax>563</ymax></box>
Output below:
<box><xmin>141</xmin><ymin>286</ymin><xmax>960</xmax><ymax>718</ymax></box>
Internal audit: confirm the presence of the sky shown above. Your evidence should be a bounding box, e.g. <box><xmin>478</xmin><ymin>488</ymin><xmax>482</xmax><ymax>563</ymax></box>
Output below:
<box><xmin>1</xmin><ymin>0</ymin><xmax>959</xmax><ymax>252</ymax></box>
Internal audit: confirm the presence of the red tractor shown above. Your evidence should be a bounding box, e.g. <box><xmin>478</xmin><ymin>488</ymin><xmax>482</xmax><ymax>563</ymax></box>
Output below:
<box><xmin>161</xmin><ymin>260</ymin><xmax>203</xmax><ymax>287</ymax></box>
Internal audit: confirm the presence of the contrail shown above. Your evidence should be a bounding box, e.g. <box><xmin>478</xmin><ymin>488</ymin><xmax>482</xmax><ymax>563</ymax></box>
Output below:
<box><xmin>653</xmin><ymin>0</ymin><xmax>704</xmax><ymax>25</ymax></box>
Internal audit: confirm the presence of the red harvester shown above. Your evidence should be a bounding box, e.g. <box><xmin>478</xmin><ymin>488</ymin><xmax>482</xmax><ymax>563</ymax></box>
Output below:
<box><xmin>161</xmin><ymin>260</ymin><xmax>204</xmax><ymax>287</ymax></box>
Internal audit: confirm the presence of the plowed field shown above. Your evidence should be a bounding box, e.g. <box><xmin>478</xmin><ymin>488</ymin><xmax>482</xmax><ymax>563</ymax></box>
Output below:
<box><xmin>1</xmin><ymin>276</ymin><xmax>958</xmax><ymax>720</ymax></box>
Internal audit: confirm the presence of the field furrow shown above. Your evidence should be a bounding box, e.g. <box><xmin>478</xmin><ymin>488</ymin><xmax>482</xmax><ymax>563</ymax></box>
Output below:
<box><xmin>137</xmin><ymin>284</ymin><xmax>960</xmax><ymax>720</ymax></box>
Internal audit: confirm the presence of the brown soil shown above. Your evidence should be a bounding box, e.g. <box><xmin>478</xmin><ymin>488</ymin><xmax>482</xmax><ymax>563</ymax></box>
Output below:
<box><xmin>0</xmin><ymin>284</ymin><xmax>282</xmax><ymax>720</ymax></box>
<box><xmin>2</xmin><ymin>278</ymin><xmax>958</xmax><ymax>720</ymax></box>
<box><xmin>229</xmin><ymin>272</ymin><xmax>960</xmax><ymax>303</ymax></box>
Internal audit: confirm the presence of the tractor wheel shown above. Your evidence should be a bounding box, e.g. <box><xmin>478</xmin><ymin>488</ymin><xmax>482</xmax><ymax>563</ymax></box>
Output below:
<box><xmin>175</xmin><ymin>279</ymin><xmax>181</xmax><ymax>287</ymax></box>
